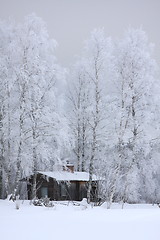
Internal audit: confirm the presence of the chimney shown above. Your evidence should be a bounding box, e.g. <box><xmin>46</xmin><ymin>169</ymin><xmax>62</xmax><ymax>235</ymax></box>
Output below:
<box><xmin>66</xmin><ymin>160</ymin><xmax>74</xmax><ymax>173</ymax></box>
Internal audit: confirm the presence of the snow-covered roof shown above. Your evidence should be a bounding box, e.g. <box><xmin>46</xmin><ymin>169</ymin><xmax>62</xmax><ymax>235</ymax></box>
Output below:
<box><xmin>38</xmin><ymin>171</ymin><xmax>99</xmax><ymax>181</ymax></box>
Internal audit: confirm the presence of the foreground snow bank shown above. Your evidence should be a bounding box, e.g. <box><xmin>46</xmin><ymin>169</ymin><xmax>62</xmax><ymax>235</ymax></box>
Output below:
<box><xmin>0</xmin><ymin>200</ymin><xmax>160</xmax><ymax>240</ymax></box>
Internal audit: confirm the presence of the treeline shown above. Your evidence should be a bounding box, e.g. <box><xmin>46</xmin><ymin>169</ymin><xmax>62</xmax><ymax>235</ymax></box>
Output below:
<box><xmin>0</xmin><ymin>14</ymin><xmax>160</xmax><ymax>206</ymax></box>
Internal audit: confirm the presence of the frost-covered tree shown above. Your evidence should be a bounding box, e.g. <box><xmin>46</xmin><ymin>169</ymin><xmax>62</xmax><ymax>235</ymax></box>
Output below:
<box><xmin>84</xmin><ymin>30</ymin><xmax>111</xmax><ymax>203</ymax></box>
<box><xmin>68</xmin><ymin>29</ymin><xmax>112</xmax><ymax>202</ymax></box>
<box><xmin>67</xmin><ymin>62</ymin><xmax>91</xmax><ymax>172</ymax></box>
<box><xmin>0</xmin><ymin>14</ymin><xmax>71</xmax><ymax>199</ymax></box>
<box><xmin>105</xmin><ymin>28</ymin><xmax>157</xmax><ymax>206</ymax></box>
<box><xmin>0</xmin><ymin>20</ymin><xmax>18</xmax><ymax>197</ymax></box>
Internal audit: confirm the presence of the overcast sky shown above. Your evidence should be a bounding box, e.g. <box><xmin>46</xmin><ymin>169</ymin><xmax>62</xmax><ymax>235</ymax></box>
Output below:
<box><xmin>0</xmin><ymin>0</ymin><xmax>160</xmax><ymax>66</ymax></box>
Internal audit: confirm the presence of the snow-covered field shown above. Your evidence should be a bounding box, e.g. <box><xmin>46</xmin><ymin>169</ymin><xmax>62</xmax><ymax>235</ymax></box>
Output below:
<box><xmin>1</xmin><ymin>200</ymin><xmax>160</xmax><ymax>240</ymax></box>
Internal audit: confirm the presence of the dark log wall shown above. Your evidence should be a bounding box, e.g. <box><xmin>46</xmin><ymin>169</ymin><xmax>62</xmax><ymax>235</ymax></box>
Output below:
<box><xmin>79</xmin><ymin>182</ymin><xmax>87</xmax><ymax>200</ymax></box>
<box><xmin>27</xmin><ymin>174</ymin><xmax>57</xmax><ymax>200</ymax></box>
<box><xmin>27</xmin><ymin>173</ymin><xmax>98</xmax><ymax>201</ymax></box>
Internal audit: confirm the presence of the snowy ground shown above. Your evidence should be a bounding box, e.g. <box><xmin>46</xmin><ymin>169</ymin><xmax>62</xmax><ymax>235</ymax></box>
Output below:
<box><xmin>1</xmin><ymin>200</ymin><xmax>160</xmax><ymax>240</ymax></box>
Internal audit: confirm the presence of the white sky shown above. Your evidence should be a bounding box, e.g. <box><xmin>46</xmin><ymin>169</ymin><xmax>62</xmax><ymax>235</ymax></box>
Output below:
<box><xmin>0</xmin><ymin>0</ymin><xmax>160</xmax><ymax>67</ymax></box>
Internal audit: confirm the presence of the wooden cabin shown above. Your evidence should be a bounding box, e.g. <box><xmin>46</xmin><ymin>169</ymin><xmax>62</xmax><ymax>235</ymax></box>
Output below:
<box><xmin>25</xmin><ymin>165</ymin><xmax>99</xmax><ymax>201</ymax></box>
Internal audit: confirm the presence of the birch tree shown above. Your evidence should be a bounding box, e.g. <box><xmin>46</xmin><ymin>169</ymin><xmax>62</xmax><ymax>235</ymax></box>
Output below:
<box><xmin>68</xmin><ymin>62</ymin><xmax>91</xmax><ymax>172</ymax></box>
<box><xmin>107</xmin><ymin>28</ymin><xmax>157</xmax><ymax>206</ymax></box>
<box><xmin>0</xmin><ymin>14</ymin><xmax>71</xmax><ymax>199</ymax></box>
<box><xmin>0</xmin><ymin>20</ymin><xmax>18</xmax><ymax>197</ymax></box>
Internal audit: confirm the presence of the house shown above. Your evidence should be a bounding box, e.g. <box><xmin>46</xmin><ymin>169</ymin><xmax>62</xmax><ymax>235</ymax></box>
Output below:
<box><xmin>24</xmin><ymin>164</ymin><xmax>99</xmax><ymax>201</ymax></box>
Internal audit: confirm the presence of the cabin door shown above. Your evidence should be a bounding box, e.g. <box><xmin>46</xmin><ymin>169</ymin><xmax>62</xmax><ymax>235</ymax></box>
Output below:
<box><xmin>41</xmin><ymin>187</ymin><xmax>48</xmax><ymax>198</ymax></box>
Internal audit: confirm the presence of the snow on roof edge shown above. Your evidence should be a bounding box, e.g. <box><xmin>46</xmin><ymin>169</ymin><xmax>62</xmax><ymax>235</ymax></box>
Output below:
<box><xmin>38</xmin><ymin>171</ymin><xmax>100</xmax><ymax>181</ymax></box>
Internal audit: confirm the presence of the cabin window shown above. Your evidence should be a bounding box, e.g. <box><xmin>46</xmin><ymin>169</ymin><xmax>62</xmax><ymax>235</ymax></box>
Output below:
<box><xmin>61</xmin><ymin>183</ymin><xmax>67</xmax><ymax>197</ymax></box>
<box><xmin>41</xmin><ymin>187</ymin><xmax>48</xmax><ymax>198</ymax></box>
